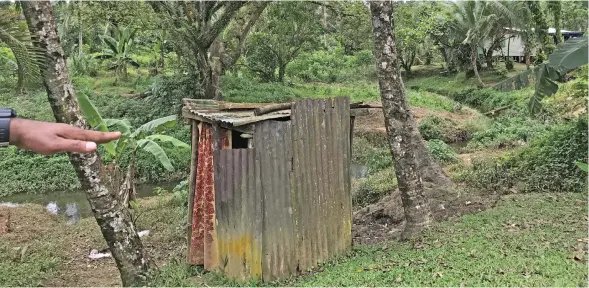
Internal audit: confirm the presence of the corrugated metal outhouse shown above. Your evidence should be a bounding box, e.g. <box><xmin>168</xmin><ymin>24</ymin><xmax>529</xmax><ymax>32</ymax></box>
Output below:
<box><xmin>181</xmin><ymin>96</ymin><xmax>372</xmax><ymax>281</ymax></box>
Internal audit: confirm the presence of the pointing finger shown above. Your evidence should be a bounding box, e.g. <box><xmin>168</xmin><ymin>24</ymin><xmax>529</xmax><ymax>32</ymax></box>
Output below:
<box><xmin>55</xmin><ymin>138</ymin><xmax>97</xmax><ymax>154</ymax></box>
<box><xmin>60</xmin><ymin>126</ymin><xmax>121</xmax><ymax>144</ymax></box>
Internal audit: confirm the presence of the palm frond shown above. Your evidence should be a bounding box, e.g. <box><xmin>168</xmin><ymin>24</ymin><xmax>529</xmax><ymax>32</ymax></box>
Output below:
<box><xmin>0</xmin><ymin>9</ymin><xmax>44</xmax><ymax>90</ymax></box>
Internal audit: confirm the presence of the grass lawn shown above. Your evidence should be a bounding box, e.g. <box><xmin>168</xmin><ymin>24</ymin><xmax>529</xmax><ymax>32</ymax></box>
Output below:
<box><xmin>150</xmin><ymin>192</ymin><xmax>587</xmax><ymax>287</ymax></box>
<box><xmin>284</xmin><ymin>193</ymin><xmax>588</xmax><ymax>287</ymax></box>
<box><xmin>3</xmin><ymin>192</ymin><xmax>585</xmax><ymax>287</ymax></box>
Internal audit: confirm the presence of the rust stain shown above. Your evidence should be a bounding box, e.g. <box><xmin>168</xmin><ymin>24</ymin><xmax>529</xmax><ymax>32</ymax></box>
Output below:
<box><xmin>217</xmin><ymin>234</ymin><xmax>262</xmax><ymax>279</ymax></box>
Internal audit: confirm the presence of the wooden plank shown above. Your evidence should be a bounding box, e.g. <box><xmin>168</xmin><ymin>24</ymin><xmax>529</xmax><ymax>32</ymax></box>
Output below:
<box><xmin>213</xmin><ymin>150</ymin><xmax>224</xmax><ymax>272</ymax></box>
<box><xmin>282</xmin><ymin>122</ymin><xmax>295</xmax><ymax>277</ymax></box>
<box><xmin>247</xmin><ymin>148</ymin><xmax>262</xmax><ymax>279</ymax></box>
<box><xmin>232</xmin><ymin>113</ymin><xmax>291</xmax><ymax>127</ymax></box>
<box><xmin>331</xmin><ymin>97</ymin><xmax>344</xmax><ymax>255</ymax></box>
<box><xmin>187</xmin><ymin>121</ymin><xmax>200</xmax><ymax>263</ymax></box>
<box><xmin>225</xmin><ymin>149</ymin><xmax>236</xmax><ymax>276</ymax></box>
<box><xmin>258</xmin><ymin>122</ymin><xmax>273</xmax><ymax>280</ymax></box>
<box><xmin>254</xmin><ymin>103</ymin><xmax>292</xmax><ymax>116</ymax></box>
<box><xmin>350</xmin><ymin>108</ymin><xmax>369</xmax><ymax>117</ymax></box>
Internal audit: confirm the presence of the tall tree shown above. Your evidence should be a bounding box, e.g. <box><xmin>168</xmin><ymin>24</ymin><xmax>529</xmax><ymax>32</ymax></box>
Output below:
<box><xmin>244</xmin><ymin>2</ymin><xmax>322</xmax><ymax>83</ymax></box>
<box><xmin>547</xmin><ymin>1</ymin><xmax>563</xmax><ymax>44</ymax></box>
<box><xmin>448</xmin><ymin>1</ymin><xmax>513</xmax><ymax>88</ymax></box>
<box><xmin>151</xmin><ymin>1</ymin><xmax>265</xmax><ymax>99</ymax></box>
<box><xmin>369</xmin><ymin>1</ymin><xmax>432</xmax><ymax>240</ymax></box>
<box><xmin>394</xmin><ymin>2</ymin><xmax>439</xmax><ymax>74</ymax></box>
<box><xmin>21</xmin><ymin>1</ymin><xmax>149</xmax><ymax>286</ymax></box>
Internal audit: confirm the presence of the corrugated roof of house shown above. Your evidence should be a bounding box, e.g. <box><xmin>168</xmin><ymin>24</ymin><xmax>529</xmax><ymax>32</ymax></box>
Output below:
<box><xmin>181</xmin><ymin>98</ymin><xmax>377</xmax><ymax>132</ymax></box>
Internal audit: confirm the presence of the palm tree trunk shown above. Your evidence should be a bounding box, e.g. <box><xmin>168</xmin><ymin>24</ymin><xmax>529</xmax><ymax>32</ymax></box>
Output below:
<box><xmin>369</xmin><ymin>1</ymin><xmax>432</xmax><ymax>240</ymax></box>
<box><xmin>471</xmin><ymin>44</ymin><xmax>484</xmax><ymax>88</ymax></box>
<box><xmin>22</xmin><ymin>2</ymin><xmax>149</xmax><ymax>286</ymax></box>
<box><xmin>524</xmin><ymin>46</ymin><xmax>531</xmax><ymax>70</ymax></box>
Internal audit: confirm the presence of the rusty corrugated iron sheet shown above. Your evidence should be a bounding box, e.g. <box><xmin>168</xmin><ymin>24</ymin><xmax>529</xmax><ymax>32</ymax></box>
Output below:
<box><xmin>291</xmin><ymin>97</ymin><xmax>352</xmax><ymax>272</ymax></box>
<box><xmin>189</xmin><ymin>123</ymin><xmax>230</xmax><ymax>267</ymax></box>
<box><xmin>214</xmin><ymin>148</ymin><xmax>263</xmax><ymax>280</ymax></box>
<box><xmin>186</xmin><ymin>109</ymin><xmax>291</xmax><ymax>126</ymax></box>
<box><xmin>189</xmin><ymin>97</ymin><xmax>352</xmax><ymax>282</ymax></box>
<box><xmin>254</xmin><ymin>121</ymin><xmax>296</xmax><ymax>281</ymax></box>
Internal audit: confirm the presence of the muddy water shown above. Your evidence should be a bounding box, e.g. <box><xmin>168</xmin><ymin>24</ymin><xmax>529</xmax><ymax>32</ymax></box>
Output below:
<box><xmin>0</xmin><ymin>182</ymin><xmax>180</xmax><ymax>222</ymax></box>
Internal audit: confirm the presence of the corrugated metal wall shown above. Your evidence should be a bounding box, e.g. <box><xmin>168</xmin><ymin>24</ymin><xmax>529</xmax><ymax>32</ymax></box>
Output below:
<box><xmin>193</xmin><ymin>97</ymin><xmax>352</xmax><ymax>281</ymax></box>
<box><xmin>214</xmin><ymin>148</ymin><xmax>263</xmax><ymax>280</ymax></box>
<box><xmin>290</xmin><ymin>97</ymin><xmax>352</xmax><ymax>274</ymax></box>
<box><xmin>254</xmin><ymin>121</ymin><xmax>297</xmax><ymax>281</ymax></box>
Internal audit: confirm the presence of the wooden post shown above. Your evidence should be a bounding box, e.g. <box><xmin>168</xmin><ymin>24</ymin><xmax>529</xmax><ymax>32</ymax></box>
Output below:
<box><xmin>187</xmin><ymin>121</ymin><xmax>200</xmax><ymax>263</ymax></box>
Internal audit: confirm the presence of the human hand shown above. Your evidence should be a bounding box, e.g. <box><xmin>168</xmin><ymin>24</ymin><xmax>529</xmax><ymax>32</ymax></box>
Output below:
<box><xmin>9</xmin><ymin>118</ymin><xmax>121</xmax><ymax>155</ymax></box>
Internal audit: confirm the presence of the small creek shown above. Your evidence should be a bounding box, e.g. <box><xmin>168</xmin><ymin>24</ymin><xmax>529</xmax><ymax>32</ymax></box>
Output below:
<box><xmin>0</xmin><ymin>182</ymin><xmax>180</xmax><ymax>223</ymax></box>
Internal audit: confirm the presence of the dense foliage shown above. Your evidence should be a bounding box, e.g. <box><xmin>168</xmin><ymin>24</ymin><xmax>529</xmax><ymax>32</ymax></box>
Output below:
<box><xmin>0</xmin><ymin>1</ymin><xmax>586</xmax><ymax>203</ymax></box>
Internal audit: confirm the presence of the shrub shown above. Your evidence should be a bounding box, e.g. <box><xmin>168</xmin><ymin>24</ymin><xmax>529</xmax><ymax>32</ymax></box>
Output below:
<box><xmin>512</xmin><ymin>117</ymin><xmax>588</xmax><ymax>193</ymax></box>
<box><xmin>418</xmin><ymin>115</ymin><xmax>445</xmax><ymax>141</ymax></box>
<box><xmin>407</xmin><ymin>90</ymin><xmax>455</xmax><ymax>112</ymax></box>
<box><xmin>287</xmin><ymin>48</ymin><xmax>376</xmax><ymax>83</ymax></box>
<box><xmin>352</xmin><ymin>167</ymin><xmax>397</xmax><ymax>207</ymax></box>
<box><xmin>0</xmin><ymin>148</ymin><xmax>80</xmax><ymax>197</ymax></box>
<box><xmin>426</xmin><ymin>139</ymin><xmax>458</xmax><ymax>164</ymax></box>
<box><xmin>449</xmin><ymin>88</ymin><xmax>529</xmax><ymax>113</ymax></box>
<box><xmin>466</xmin><ymin>117</ymin><xmax>588</xmax><ymax>193</ymax></box>
<box><xmin>468</xmin><ymin>115</ymin><xmax>549</xmax><ymax>149</ymax></box>
<box><xmin>495</xmin><ymin>67</ymin><xmax>508</xmax><ymax>77</ymax></box>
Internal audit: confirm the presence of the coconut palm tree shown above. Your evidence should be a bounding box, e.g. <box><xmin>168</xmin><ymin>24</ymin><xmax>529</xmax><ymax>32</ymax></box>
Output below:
<box><xmin>447</xmin><ymin>1</ymin><xmax>514</xmax><ymax>88</ymax></box>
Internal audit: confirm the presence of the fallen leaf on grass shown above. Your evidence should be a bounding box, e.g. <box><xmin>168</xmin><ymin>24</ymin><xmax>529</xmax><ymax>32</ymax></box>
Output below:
<box><xmin>433</xmin><ymin>271</ymin><xmax>443</xmax><ymax>278</ymax></box>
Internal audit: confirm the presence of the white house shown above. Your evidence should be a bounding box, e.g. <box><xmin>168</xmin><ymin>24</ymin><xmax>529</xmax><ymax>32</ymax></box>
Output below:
<box><xmin>483</xmin><ymin>27</ymin><xmax>585</xmax><ymax>61</ymax></box>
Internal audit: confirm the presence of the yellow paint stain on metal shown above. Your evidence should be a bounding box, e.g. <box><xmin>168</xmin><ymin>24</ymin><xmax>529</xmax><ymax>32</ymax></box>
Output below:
<box><xmin>217</xmin><ymin>234</ymin><xmax>262</xmax><ymax>280</ymax></box>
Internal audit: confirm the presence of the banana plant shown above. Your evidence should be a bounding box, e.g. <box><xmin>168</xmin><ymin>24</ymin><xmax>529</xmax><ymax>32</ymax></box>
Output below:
<box><xmin>94</xmin><ymin>25</ymin><xmax>139</xmax><ymax>80</ymax></box>
<box><xmin>104</xmin><ymin>116</ymin><xmax>189</xmax><ymax>205</ymax></box>
<box><xmin>492</xmin><ymin>36</ymin><xmax>588</xmax><ymax>114</ymax></box>
<box><xmin>77</xmin><ymin>93</ymin><xmax>189</xmax><ymax>206</ymax></box>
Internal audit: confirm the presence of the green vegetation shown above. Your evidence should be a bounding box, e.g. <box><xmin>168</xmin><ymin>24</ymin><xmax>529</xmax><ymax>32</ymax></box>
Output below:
<box><xmin>1</xmin><ymin>1</ymin><xmax>587</xmax><ymax>286</ymax></box>
<box><xmin>426</xmin><ymin>139</ymin><xmax>459</xmax><ymax>164</ymax></box>
<box><xmin>140</xmin><ymin>192</ymin><xmax>588</xmax><ymax>286</ymax></box>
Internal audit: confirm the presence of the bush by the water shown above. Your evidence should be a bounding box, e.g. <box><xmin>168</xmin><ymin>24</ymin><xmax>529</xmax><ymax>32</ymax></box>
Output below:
<box><xmin>465</xmin><ymin>117</ymin><xmax>588</xmax><ymax>193</ymax></box>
